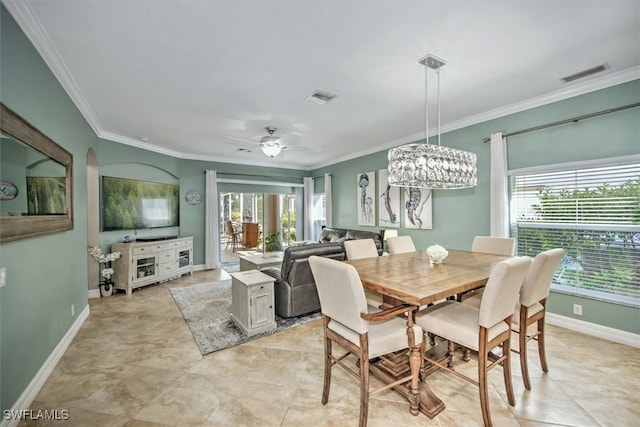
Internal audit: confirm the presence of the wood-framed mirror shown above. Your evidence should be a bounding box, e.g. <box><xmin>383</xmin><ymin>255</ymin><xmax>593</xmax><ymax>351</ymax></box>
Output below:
<box><xmin>0</xmin><ymin>103</ymin><xmax>73</xmax><ymax>243</ymax></box>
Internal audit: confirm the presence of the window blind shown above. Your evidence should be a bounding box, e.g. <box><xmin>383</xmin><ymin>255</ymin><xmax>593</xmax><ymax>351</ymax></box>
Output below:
<box><xmin>510</xmin><ymin>161</ymin><xmax>640</xmax><ymax>305</ymax></box>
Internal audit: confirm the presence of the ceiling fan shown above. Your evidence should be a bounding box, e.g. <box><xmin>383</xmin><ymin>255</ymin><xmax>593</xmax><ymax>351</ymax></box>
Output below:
<box><xmin>226</xmin><ymin>127</ymin><xmax>321</xmax><ymax>158</ymax></box>
<box><xmin>258</xmin><ymin>127</ymin><xmax>283</xmax><ymax>157</ymax></box>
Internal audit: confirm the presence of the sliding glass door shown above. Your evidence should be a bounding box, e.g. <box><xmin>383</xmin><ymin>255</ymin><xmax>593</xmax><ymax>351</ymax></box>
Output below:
<box><xmin>220</xmin><ymin>191</ymin><xmax>297</xmax><ymax>253</ymax></box>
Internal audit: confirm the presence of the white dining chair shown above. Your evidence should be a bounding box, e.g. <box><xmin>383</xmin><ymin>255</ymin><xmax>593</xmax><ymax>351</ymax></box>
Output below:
<box><xmin>309</xmin><ymin>255</ymin><xmax>423</xmax><ymax>427</ymax></box>
<box><xmin>471</xmin><ymin>236</ymin><xmax>515</xmax><ymax>256</ymax></box>
<box><xmin>344</xmin><ymin>238</ymin><xmax>379</xmax><ymax>260</ymax></box>
<box><xmin>415</xmin><ymin>256</ymin><xmax>531</xmax><ymax>427</ymax></box>
<box><xmin>457</xmin><ymin>236</ymin><xmax>516</xmax><ymax>304</ymax></box>
<box><xmin>387</xmin><ymin>235</ymin><xmax>416</xmax><ymax>254</ymax></box>
<box><xmin>461</xmin><ymin>248</ymin><xmax>564</xmax><ymax>390</ymax></box>
<box><xmin>344</xmin><ymin>239</ymin><xmax>382</xmax><ymax>307</ymax></box>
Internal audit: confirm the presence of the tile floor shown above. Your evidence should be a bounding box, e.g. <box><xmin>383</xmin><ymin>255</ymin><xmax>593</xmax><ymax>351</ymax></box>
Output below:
<box><xmin>19</xmin><ymin>264</ymin><xmax>640</xmax><ymax>427</ymax></box>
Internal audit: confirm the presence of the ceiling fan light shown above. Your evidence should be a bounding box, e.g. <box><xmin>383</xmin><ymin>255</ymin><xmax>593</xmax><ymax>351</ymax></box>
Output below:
<box><xmin>261</xmin><ymin>143</ymin><xmax>282</xmax><ymax>157</ymax></box>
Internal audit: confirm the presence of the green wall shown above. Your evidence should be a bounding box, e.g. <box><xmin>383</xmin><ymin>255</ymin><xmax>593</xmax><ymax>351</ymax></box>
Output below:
<box><xmin>0</xmin><ymin>8</ymin><xmax>307</xmax><ymax>412</ymax></box>
<box><xmin>1</xmin><ymin>7</ymin><xmax>97</xmax><ymax>412</ymax></box>
<box><xmin>93</xmin><ymin>146</ymin><xmax>306</xmax><ymax>267</ymax></box>
<box><xmin>312</xmin><ymin>79</ymin><xmax>639</xmax><ymax>334</ymax></box>
<box><xmin>1</xmin><ymin>2</ymin><xmax>638</xmax><ymax>415</ymax></box>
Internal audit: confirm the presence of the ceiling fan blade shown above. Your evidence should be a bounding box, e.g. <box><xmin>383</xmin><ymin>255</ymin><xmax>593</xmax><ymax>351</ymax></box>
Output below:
<box><xmin>285</xmin><ymin>145</ymin><xmax>322</xmax><ymax>152</ymax></box>
<box><xmin>236</xmin><ymin>147</ymin><xmax>257</xmax><ymax>153</ymax></box>
<box><xmin>225</xmin><ymin>135</ymin><xmax>259</xmax><ymax>146</ymax></box>
<box><xmin>278</xmin><ymin>134</ymin><xmax>302</xmax><ymax>145</ymax></box>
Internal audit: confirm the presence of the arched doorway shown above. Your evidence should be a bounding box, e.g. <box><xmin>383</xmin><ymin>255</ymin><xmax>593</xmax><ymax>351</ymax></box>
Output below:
<box><xmin>86</xmin><ymin>148</ymin><xmax>100</xmax><ymax>298</ymax></box>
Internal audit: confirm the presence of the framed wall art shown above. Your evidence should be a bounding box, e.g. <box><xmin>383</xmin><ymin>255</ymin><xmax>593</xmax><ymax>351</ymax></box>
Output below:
<box><xmin>0</xmin><ymin>181</ymin><xmax>18</xmax><ymax>200</ymax></box>
<box><xmin>356</xmin><ymin>171</ymin><xmax>376</xmax><ymax>226</ymax></box>
<box><xmin>185</xmin><ymin>191</ymin><xmax>202</xmax><ymax>205</ymax></box>
<box><xmin>404</xmin><ymin>187</ymin><xmax>432</xmax><ymax>229</ymax></box>
<box><xmin>377</xmin><ymin>169</ymin><xmax>400</xmax><ymax>228</ymax></box>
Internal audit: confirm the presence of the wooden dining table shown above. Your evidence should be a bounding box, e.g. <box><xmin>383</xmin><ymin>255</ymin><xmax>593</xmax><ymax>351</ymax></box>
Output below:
<box><xmin>344</xmin><ymin>249</ymin><xmax>512</xmax><ymax>418</ymax></box>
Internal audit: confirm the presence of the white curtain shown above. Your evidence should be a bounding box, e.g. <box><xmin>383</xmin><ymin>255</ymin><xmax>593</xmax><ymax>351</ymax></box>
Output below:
<box><xmin>303</xmin><ymin>177</ymin><xmax>314</xmax><ymax>240</ymax></box>
<box><xmin>324</xmin><ymin>173</ymin><xmax>332</xmax><ymax>228</ymax></box>
<box><xmin>205</xmin><ymin>170</ymin><xmax>221</xmax><ymax>269</ymax></box>
<box><xmin>489</xmin><ymin>132</ymin><xmax>509</xmax><ymax>237</ymax></box>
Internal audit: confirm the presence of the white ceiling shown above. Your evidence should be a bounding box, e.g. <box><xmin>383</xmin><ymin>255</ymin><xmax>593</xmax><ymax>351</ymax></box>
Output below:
<box><xmin>5</xmin><ymin>0</ymin><xmax>640</xmax><ymax>170</ymax></box>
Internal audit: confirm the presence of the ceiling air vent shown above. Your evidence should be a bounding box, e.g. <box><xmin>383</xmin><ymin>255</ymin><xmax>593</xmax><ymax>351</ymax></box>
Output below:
<box><xmin>306</xmin><ymin>89</ymin><xmax>337</xmax><ymax>105</ymax></box>
<box><xmin>560</xmin><ymin>63</ymin><xmax>610</xmax><ymax>83</ymax></box>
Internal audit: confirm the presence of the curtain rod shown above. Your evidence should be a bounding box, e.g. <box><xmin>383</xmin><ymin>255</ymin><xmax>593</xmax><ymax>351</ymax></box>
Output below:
<box><xmin>311</xmin><ymin>173</ymin><xmax>332</xmax><ymax>179</ymax></box>
<box><xmin>482</xmin><ymin>102</ymin><xmax>640</xmax><ymax>143</ymax></box>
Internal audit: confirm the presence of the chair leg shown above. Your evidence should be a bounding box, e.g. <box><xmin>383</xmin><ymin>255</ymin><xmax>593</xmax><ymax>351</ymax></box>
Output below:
<box><xmin>537</xmin><ymin>317</ymin><xmax>548</xmax><ymax>373</ymax></box>
<box><xmin>322</xmin><ymin>326</ymin><xmax>332</xmax><ymax>405</ymax></box>
<box><xmin>447</xmin><ymin>340</ymin><xmax>455</xmax><ymax>368</ymax></box>
<box><xmin>519</xmin><ymin>321</ymin><xmax>531</xmax><ymax>390</ymax></box>
<box><xmin>462</xmin><ymin>346</ymin><xmax>471</xmax><ymax>362</ymax></box>
<box><xmin>478</xmin><ymin>329</ymin><xmax>492</xmax><ymax>427</ymax></box>
<box><xmin>502</xmin><ymin>334</ymin><xmax>515</xmax><ymax>406</ymax></box>
<box><xmin>358</xmin><ymin>354</ymin><xmax>370</xmax><ymax>427</ymax></box>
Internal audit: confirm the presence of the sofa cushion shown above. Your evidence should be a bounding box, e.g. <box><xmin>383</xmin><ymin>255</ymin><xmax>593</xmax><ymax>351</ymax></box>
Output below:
<box><xmin>319</xmin><ymin>228</ymin><xmax>346</xmax><ymax>243</ymax></box>
<box><xmin>280</xmin><ymin>243</ymin><xmax>345</xmax><ymax>281</ymax></box>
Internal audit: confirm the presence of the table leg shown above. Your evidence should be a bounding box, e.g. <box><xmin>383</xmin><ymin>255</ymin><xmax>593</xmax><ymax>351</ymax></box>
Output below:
<box><xmin>369</xmin><ymin>356</ymin><xmax>445</xmax><ymax>418</ymax></box>
<box><xmin>407</xmin><ymin>323</ymin><xmax>420</xmax><ymax>415</ymax></box>
<box><xmin>368</xmin><ymin>297</ymin><xmax>446</xmax><ymax>419</ymax></box>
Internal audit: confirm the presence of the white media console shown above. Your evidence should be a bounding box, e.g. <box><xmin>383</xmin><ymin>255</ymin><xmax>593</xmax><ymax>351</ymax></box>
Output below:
<box><xmin>111</xmin><ymin>236</ymin><xmax>193</xmax><ymax>296</ymax></box>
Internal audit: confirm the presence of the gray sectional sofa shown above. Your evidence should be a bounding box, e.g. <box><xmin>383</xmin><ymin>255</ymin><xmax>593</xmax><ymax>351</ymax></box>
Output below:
<box><xmin>261</xmin><ymin>227</ymin><xmax>383</xmax><ymax>318</ymax></box>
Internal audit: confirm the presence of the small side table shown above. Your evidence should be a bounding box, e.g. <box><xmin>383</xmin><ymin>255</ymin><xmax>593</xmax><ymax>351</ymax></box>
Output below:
<box><xmin>230</xmin><ymin>270</ymin><xmax>277</xmax><ymax>336</ymax></box>
<box><xmin>239</xmin><ymin>252</ymin><xmax>284</xmax><ymax>271</ymax></box>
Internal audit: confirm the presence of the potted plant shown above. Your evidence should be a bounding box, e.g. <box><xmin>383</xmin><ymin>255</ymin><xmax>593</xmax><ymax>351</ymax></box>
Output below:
<box><xmin>88</xmin><ymin>246</ymin><xmax>122</xmax><ymax>296</ymax></box>
<box><xmin>261</xmin><ymin>232</ymin><xmax>282</xmax><ymax>252</ymax></box>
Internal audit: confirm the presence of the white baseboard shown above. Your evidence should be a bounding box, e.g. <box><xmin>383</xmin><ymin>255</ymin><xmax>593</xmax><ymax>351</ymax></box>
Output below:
<box><xmin>546</xmin><ymin>312</ymin><xmax>640</xmax><ymax>348</ymax></box>
<box><xmin>0</xmin><ymin>305</ymin><xmax>90</xmax><ymax>427</ymax></box>
<box><xmin>88</xmin><ymin>265</ymin><xmax>205</xmax><ymax>299</ymax></box>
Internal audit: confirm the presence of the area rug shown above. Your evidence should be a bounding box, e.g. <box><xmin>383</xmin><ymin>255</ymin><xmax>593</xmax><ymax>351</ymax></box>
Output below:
<box><xmin>169</xmin><ymin>280</ymin><xmax>321</xmax><ymax>355</ymax></box>
<box><xmin>221</xmin><ymin>261</ymin><xmax>240</xmax><ymax>273</ymax></box>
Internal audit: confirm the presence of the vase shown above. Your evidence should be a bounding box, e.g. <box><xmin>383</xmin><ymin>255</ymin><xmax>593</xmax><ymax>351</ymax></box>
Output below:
<box><xmin>100</xmin><ymin>282</ymin><xmax>114</xmax><ymax>297</ymax></box>
<box><xmin>430</xmin><ymin>257</ymin><xmax>444</xmax><ymax>264</ymax></box>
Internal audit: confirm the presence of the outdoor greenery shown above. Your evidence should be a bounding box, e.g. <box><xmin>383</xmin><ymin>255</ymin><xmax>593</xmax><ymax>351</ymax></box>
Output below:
<box><xmin>260</xmin><ymin>232</ymin><xmax>282</xmax><ymax>252</ymax></box>
<box><xmin>514</xmin><ymin>178</ymin><xmax>639</xmax><ymax>300</ymax></box>
<box><xmin>281</xmin><ymin>207</ymin><xmax>296</xmax><ymax>243</ymax></box>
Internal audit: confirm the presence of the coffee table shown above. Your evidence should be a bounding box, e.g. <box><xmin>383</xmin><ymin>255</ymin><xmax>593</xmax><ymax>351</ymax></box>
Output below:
<box><xmin>239</xmin><ymin>252</ymin><xmax>284</xmax><ymax>271</ymax></box>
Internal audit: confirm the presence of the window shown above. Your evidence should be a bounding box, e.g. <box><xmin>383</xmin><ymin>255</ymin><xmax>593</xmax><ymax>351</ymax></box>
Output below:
<box><xmin>312</xmin><ymin>194</ymin><xmax>326</xmax><ymax>241</ymax></box>
<box><xmin>510</xmin><ymin>157</ymin><xmax>640</xmax><ymax>306</ymax></box>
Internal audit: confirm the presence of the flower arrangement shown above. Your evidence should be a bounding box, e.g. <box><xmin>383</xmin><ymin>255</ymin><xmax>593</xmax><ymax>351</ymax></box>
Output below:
<box><xmin>426</xmin><ymin>244</ymin><xmax>448</xmax><ymax>264</ymax></box>
<box><xmin>88</xmin><ymin>246</ymin><xmax>121</xmax><ymax>296</ymax></box>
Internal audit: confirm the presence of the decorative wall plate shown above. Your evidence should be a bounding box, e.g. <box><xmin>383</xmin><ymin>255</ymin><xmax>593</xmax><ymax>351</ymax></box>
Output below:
<box><xmin>0</xmin><ymin>181</ymin><xmax>18</xmax><ymax>200</ymax></box>
<box><xmin>185</xmin><ymin>191</ymin><xmax>202</xmax><ymax>205</ymax></box>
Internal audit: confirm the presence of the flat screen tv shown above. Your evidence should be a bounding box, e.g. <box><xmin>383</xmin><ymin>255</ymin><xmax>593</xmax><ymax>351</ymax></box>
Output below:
<box><xmin>101</xmin><ymin>176</ymin><xmax>179</xmax><ymax>231</ymax></box>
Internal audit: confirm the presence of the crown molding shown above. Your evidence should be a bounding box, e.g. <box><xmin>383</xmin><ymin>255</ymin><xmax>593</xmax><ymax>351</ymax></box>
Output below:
<box><xmin>2</xmin><ymin>0</ymin><xmax>104</xmax><ymax>136</ymax></box>
<box><xmin>437</xmin><ymin>66</ymin><xmax>640</xmax><ymax>137</ymax></box>
<box><xmin>310</xmin><ymin>67</ymin><xmax>640</xmax><ymax>170</ymax></box>
<box><xmin>5</xmin><ymin>1</ymin><xmax>637</xmax><ymax>172</ymax></box>
<box><xmin>98</xmin><ymin>131</ymin><xmax>310</xmax><ymax>169</ymax></box>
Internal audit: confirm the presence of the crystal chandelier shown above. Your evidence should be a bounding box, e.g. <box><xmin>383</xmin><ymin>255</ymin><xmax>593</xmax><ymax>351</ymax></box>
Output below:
<box><xmin>388</xmin><ymin>54</ymin><xmax>477</xmax><ymax>189</ymax></box>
